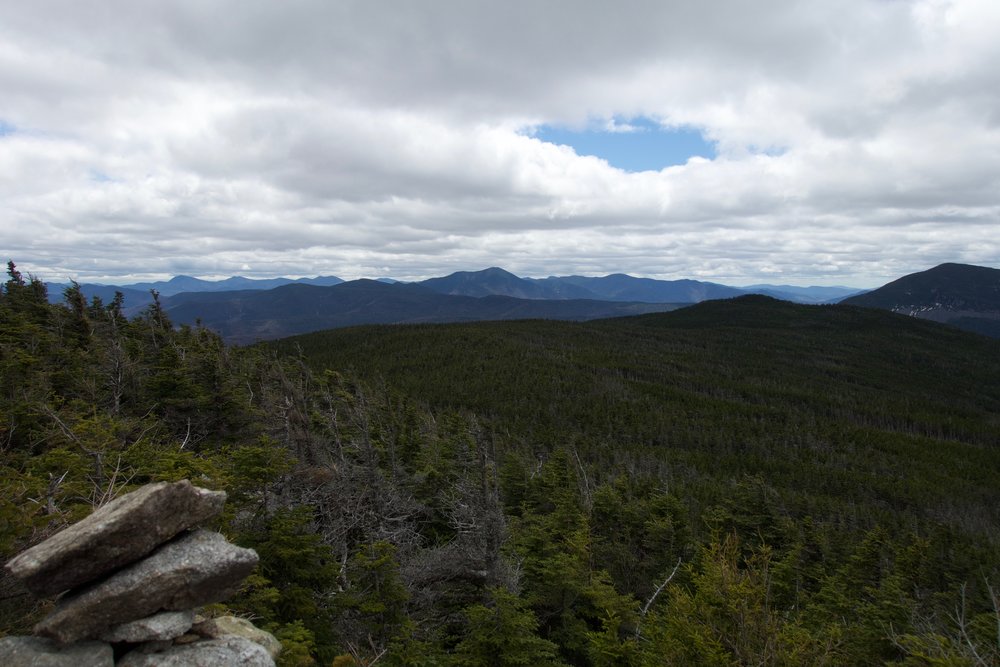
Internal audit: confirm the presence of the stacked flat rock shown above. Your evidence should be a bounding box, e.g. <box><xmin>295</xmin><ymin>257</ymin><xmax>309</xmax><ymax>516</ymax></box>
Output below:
<box><xmin>1</xmin><ymin>480</ymin><xmax>279</xmax><ymax>667</ymax></box>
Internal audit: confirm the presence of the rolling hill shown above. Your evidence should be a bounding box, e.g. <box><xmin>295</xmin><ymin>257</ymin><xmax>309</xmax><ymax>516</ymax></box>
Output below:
<box><xmin>271</xmin><ymin>296</ymin><xmax>1000</xmax><ymax>546</ymax></box>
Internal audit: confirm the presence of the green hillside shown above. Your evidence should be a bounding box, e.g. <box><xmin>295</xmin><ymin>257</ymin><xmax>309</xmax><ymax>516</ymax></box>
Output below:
<box><xmin>270</xmin><ymin>296</ymin><xmax>1000</xmax><ymax>662</ymax></box>
<box><xmin>274</xmin><ymin>297</ymin><xmax>1000</xmax><ymax>541</ymax></box>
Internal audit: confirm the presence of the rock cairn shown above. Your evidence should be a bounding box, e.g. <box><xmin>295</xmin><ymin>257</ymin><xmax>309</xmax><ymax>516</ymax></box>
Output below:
<box><xmin>0</xmin><ymin>480</ymin><xmax>281</xmax><ymax>666</ymax></box>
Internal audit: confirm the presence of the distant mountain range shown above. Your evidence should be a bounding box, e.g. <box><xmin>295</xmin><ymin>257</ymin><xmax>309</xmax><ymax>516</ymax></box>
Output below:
<box><xmin>162</xmin><ymin>280</ymin><xmax>684</xmax><ymax>344</ymax></box>
<box><xmin>418</xmin><ymin>267</ymin><xmax>598</xmax><ymax>299</ymax></box>
<box><xmin>46</xmin><ymin>274</ymin><xmax>345</xmax><ymax>307</ymax></box>
<box><xmin>40</xmin><ymin>262</ymin><xmax>1000</xmax><ymax>342</ymax></box>
<box><xmin>415</xmin><ymin>267</ymin><xmax>860</xmax><ymax>304</ymax></box>
<box><xmin>739</xmin><ymin>284</ymin><xmax>866</xmax><ymax>304</ymax></box>
<box><xmin>528</xmin><ymin>272</ymin><xmax>746</xmax><ymax>302</ymax></box>
<box><xmin>47</xmin><ymin>267</ymin><xmax>861</xmax><ymax>308</ymax></box>
<box><xmin>842</xmin><ymin>263</ymin><xmax>1000</xmax><ymax>337</ymax></box>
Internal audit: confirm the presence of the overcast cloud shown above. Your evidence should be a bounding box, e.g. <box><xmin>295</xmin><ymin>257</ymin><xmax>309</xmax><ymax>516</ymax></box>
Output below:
<box><xmin>2</xmin><ymin>0</ymin><xmax>999</xmax><ymax>286</ymax></box>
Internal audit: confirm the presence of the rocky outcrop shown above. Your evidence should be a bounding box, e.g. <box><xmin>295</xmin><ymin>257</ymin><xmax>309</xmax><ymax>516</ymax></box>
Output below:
<box><xmin>1</xmin><ymin>481</ymin><xmax>279</xmax><ymax>667</ymax></box>
<box><xmin>117</xmin><ymin>636</ymin><xmax>273</xmax><ymax>667</ymax></box>
<box><xmin>99</xmin><ymin>610</ymin><xmax>195</xmax><ymax>644</ymax></box>
<box><xmin>6</xmin><ymin>480</ymin><xmax>226</xmax><ymax>598</ymax></box>
<box><xmin>0</xmin><ymin>636</ymin><xmax>113</xmax><ymax>667</ymax></box>
<box><xmin>192</xmin><ymin>616</ymin><xmax>283</xmax><ymax>659</ymax></box>
<box><xmin>35</xmin><ymin>530</ymin><xmax>258</xmax><ymax>644</ymax></box>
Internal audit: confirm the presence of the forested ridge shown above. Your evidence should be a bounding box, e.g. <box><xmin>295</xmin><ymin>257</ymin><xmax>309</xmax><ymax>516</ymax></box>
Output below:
<box><xmin>3</xmin><ymin>262</ymin><xmax>1000</xmax><ymax>665</ymax></box>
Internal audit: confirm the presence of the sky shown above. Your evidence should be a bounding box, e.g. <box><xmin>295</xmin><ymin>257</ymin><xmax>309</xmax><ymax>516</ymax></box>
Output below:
<box><xmin>533</xmin><ymin>120</ymin><xmax>717</xmax><ymax>173</ymax></box>
<box><xmin>2</xmin><ymin>1</ymin><xmax>999</xmax><ymax>288</ymax></box>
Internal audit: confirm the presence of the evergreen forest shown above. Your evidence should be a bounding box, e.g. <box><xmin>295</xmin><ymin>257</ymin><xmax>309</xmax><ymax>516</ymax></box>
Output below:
<box><xmin>2</xmin><ymin>261</ymin><xmax>999</xmax><ymax>666</ymax></box>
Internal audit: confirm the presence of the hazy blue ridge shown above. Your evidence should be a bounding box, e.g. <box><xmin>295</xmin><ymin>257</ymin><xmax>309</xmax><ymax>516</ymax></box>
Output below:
<box><xmin>161</xmin><ymin>279</ymin><xmax>684</xmax><ymax>343</ymax></box>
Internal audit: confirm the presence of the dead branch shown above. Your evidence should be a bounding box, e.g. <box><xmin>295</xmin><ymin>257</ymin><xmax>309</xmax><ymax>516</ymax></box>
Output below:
<box><xmin>635</xmin><ymin>557</ymin><xmax>683</xmax><ymax>641</ymax></box>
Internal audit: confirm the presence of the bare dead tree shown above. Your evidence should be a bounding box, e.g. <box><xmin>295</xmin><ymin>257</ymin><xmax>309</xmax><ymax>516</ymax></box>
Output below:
<box><xmin>635</xmin><ymin>557</ymin><xmax>683</xmax><ymax>641</ymax></box>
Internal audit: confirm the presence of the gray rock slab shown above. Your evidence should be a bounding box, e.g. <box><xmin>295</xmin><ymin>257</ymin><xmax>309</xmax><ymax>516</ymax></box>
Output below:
<box><xmin>0</xmin><ymin>636</ymin><xmax>113</xmax><ymax>667</ymax></box>
<box><xmin>5</xmin><ymin>480</ymin><xmax>226</xmax><ymax>597</ymax></box>
<box><xmin>134</xmin><ymin>639</ymin><xmax>173</xmax><ymax>654</ymax></box>
<box><xmin>117</xmin><ymin>636</ymin><xmax>275</xmax><ymax>667</ymax></box>
<box><xmin>34</xmin><ymin>529</ymin><xmax>258</xmax><ymax>644</ymax></box>
<box><xmin>192</xmin><ymin>615</ymin><xmax>282</xmax><ymax>658</ymax></box>
<box><xmin>100</xmin><ymin>609</ymin><xmax>195</xmax><ymax>643</ymax></box>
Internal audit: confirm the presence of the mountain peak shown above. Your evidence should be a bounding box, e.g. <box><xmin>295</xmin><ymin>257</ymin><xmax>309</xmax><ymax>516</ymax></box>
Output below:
<box><xmin>843</xmin><ymin>262</ymin><xmax>1000</xmax><ymax>337</ymax></box>
<box><xmin>455</xmin><ymin>267</ymin><xmax>520</xmax><ymax>279</ymax></box>
<box><xmin>419</xmin><ymin>267</ymin><xmax>552</xmax><ymax>299</ymax></box>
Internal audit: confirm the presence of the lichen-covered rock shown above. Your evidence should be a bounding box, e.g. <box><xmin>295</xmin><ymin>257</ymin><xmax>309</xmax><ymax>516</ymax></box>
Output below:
<box><xmin>117</xmin><ymin>636</ymin><xmax>275</xmax><ymax>666</ymax></box>
<box><xmin>0</xmin><ymin>636</ymin><xmax>113</xmax><ymax>667</ymax></box>
<box><xmin>192</xmin><ymin>615</ymin><xmax>282</xmax><ymax>658</ymax></box>
<box><xmin>5</xmin><ymin>481</ymin><xmax>226</xmax><ymax>597</ymax></box>
<box><xmin>34</xmin><ymin>530</ymin><xmax>258</xmax><ymax>644</ymax></box>
<box><xmin>99</xmin><ymin>609</ymin><xmax>195</xmax><ymax>643</ymax></box>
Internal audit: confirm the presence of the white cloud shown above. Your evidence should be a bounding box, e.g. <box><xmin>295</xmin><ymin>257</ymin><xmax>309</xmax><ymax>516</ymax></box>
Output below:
<box><xmin>1</xmin><ymin>0</ymin><xmax>999</xmax><ymax>287</ymax></box>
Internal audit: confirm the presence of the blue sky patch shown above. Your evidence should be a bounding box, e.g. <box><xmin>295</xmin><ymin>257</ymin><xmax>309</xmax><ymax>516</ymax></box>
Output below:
<box><xmin>88</xmin><ymin>168</ymin><xmax>116</xmax><ymax>183</ymax></box>
<box><xmin>533</xmin><ymin>117</ymin><xmax>716</xmax><ymax>172</ymax></box>
<box><xmin>0</xmin><ymin>120</ymin><xmax>16</xmax><ymax>137</ymax></box>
